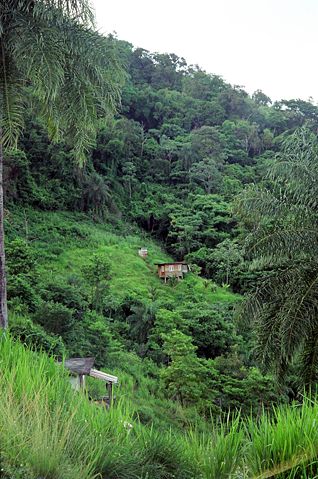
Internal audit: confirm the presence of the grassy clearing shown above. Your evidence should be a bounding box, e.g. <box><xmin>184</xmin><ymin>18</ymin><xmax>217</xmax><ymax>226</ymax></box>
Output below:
<box><xmin>6</xmin><ymin>206</ymin><xmax>239</xmax><ymax>304</ymax></box>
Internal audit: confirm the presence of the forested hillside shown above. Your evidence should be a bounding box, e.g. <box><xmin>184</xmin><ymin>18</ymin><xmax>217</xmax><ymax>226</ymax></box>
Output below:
<box><xmin>8</xmin><ymin>44</ymin><xmax>318</xmax><ymax>287</ymax></box>
<box><xmin>7</xmin><ymin>39</ymin><xmax>318</xmax><ymax>409</ymax></box>
<box><xmin>4</xmin><ymin>16</ymin><xmax>318</xmax><ymax>478</ymax></box>
<box><xmin>7</xmin><ymin>40</ymin><xmax>314</xmax><ymax>412</ymax></box>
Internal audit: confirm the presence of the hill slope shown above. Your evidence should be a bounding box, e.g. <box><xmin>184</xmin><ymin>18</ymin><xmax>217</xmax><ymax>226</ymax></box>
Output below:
<box><xmin>6</xmin><ymin>206</ymin><xmax>238</xmax><ymax>304</ymax></box>
<box><xmin>6</xmin><ymin>206</ymin><xmax>248</xmax><ymax>430</ymax></box>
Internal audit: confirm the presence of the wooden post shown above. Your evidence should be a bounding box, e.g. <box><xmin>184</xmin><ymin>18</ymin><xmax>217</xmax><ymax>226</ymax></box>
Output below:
<box><xmin>79</xmin><ymin>374</ymin><xmax>85</xmax><ymax>390</ymax></box>
<box><xmin>107</xmin><ymin>381</ymin><xmax>113</xmax><ymax>407</ymax></box>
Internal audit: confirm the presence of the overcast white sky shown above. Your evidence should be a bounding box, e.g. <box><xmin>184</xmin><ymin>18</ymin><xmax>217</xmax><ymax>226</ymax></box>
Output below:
<box><xmin>93</xmin><ymin>0</ymin><xmax>318</xmax><ymax>103</ymax></box>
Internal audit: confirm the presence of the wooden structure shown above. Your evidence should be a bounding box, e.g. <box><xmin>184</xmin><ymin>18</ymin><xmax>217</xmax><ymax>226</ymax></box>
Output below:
<box><xmin>61</xmin><ymin>357</ymin><xmax>118</xmax><ymax>407</ymax></box>
<box><xmin>138</xmin><ymin>247</ymin><xmax>148</xmax><ymax>258</ymax></box>
<box><xmin>155</xmin><ymin>261</ymin><xmax>189</xmax><ymax>282</ymax></box>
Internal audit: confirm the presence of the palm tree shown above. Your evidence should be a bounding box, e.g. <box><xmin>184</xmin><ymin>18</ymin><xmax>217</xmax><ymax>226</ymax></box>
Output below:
<box><xmin>127</xmin><ymin>302</ymin><xmax>157</xmax><ymax>349</ymax></box>
<box><xmin>236</xmin><ymin>127</ymin><xmax>318</xmax><ymax>388</ymax></box>
<box><xmin>0</xmin><ymin>0</ymin><xmax>124</xmax><ymax>328</ymax></box>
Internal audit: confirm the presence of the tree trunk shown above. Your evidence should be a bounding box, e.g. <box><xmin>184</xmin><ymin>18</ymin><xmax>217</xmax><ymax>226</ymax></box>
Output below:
<box><xmin>0</xmin><ymin>132</ymin><xmax>8</xmax><ymax>329</ymax></box>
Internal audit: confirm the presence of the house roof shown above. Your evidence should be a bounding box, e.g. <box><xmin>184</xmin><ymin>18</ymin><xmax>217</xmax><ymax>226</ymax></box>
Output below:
<box><xmin>155</xmin><ymin>261</ymin><xmax>187</xmax><ymax>266</ymax></box>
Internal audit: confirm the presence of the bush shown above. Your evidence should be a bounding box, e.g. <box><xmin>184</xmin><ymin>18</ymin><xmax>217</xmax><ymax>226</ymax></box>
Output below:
<box><xmin>7</xmin><ymin>238</ymin><xmax>40</xmax><ymax>311</ymax></box>
<box><xmin>82</xmin><ymin>254</ymin><xmax>112</xmax><ymax>312</ymax></box>
<box><xmin>8</xmin><ymin>275</ymin><xmax>40</xmax><ymax>312</ymax></box>
<box><xmin>10</xmin><ymin>313</ymin><xmax>66</xmax><ymax>357</ymax></box>
<box><xmin>66</xmin><ymin>311</ymin><xmax>122</xmax><ymax>368</ymax></box>
<box><xmin>33</xmin><ymin>301</ymin><xmax>75</xmax><ymax>336</ymax></box>
<box><xmin>40</xmin><ymin>281</ymin><xmax>89</xmax><ymax>319</ymax></box>
<box><xmin>6</xmin><ymin>238</ymin><xmax>38</xmax><ymax>275</ymax></box>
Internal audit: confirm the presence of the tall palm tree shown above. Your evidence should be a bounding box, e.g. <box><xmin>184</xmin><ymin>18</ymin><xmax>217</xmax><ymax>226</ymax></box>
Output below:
<box><xmin>0</xmin><ymin>0</ymin><xmax>124</xmax><ymax>328</ymax></box>
<box><xmin>236</xmin><ymin>128</ymin><xmax>318</xmax><ymax>388</ymax></box>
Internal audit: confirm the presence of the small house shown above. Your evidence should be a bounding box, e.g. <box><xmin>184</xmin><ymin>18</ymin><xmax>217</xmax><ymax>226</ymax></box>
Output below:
<box><xmin>61</xmin><ymin>357</ymin><xmax>118</xmax><ymax>407</ymax></box>
<box><xmin>155</xmin><ymin>261</ymin><xmax>189</xmax><ymax>282</ymax></box>
<box><xmin>138</xmin><ymin>247</ymin><xmax>148</xmax><ymax>258</ymax></box>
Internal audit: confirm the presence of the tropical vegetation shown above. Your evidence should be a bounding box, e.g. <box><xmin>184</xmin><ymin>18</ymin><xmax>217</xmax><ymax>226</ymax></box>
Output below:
<box><xmin>2</xmin><ymin>0</ymin><xmax>318</xmax><ymax>477</ymax></box>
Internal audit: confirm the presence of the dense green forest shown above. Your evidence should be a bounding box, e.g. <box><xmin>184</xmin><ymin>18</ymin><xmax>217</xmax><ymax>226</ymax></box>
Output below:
<box><xmin>3</xmin><ymin>1</ymin><xmax>318</xmax><ymax>477</ymax></box>
<box><xmin>7</xmin><ymin>40</ymin><xmax>309</xmax><ymax>413</ymax></box>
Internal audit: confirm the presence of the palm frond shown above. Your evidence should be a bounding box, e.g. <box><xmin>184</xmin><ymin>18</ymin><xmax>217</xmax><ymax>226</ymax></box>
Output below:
<box><xmin>0</xmin><ymin>44</ymin><xmax>25</xmax><ymax>147</ymax></box>
<box><xmin>22</xmin><ymin>0</ymin><xmax>94</xmax><ymax>26</ymax></box>
<box><xmin>10</xmin><ymin>13</ymin><xmax>66</xmax><ymax>103</ymax></box>
<box><xmin>245</xmin><ymin>225</ymin><xmax>318</xmax><ymax>261</ymax></box>
<box><xmin>37</xmin><ymin>19</ymin><xmax>124</xmax><ymax>161</ymax></box>
<box><xmin>237</xmin><ymin>128</ymin><xmax>318</xmax><ymax>387</ymax></box>
<box><xmin>299</xmin><ymin>332</ymin><xmax>318</xmax><ymax>390</ymax></box>
<box><xmin>1</xmin><ymin>1</ymin><xmax>125</xmax><ymax>161</ymax></box>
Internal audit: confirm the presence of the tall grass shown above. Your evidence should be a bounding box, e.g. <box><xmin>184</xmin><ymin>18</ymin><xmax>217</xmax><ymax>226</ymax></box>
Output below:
<box><xmin>0</xmin><ymin>335</ymin><xmax>242</xmax><ymax>479</ymax></box>
<box><xmin>0</xmin><ymin>335</ymin><xmax>134</xmax><ymax>479</ymax></box>
<box><xmin>183</xmin><ymin>416</ymin><xmax>244</xmax><ymax>479</ymax></box>
<box><xmin>4</xmin><ymin>334</ymin><xmax>318</xmax><ymax>478</ymax></box>
<box><xmin>244</xmin><ymin>399</ymin><xmax>318</xmax><ymax>478</ymax></box>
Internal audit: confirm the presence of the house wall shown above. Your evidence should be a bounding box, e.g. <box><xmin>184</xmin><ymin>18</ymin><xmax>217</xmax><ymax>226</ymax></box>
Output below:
<box><xmin>157</xmin><ymin>264</ymin><xmax>188</xmax><ymax>278</ymax></box>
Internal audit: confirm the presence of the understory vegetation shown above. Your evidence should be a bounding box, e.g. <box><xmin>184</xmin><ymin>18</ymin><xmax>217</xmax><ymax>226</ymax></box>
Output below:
<box><xmin>3</xmin><ymin>4</ymin><xmax>318</xmax><ymax>476</ymax></box>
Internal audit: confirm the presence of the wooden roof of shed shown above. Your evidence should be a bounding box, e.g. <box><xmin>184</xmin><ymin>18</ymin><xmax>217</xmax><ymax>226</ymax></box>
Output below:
<box><xmin>63</xmin><ymin>357</ymin><xmax>95</xmax><ymax>375</ymax></box>
<box><xmin>60</xmin><ymin>358</ymin><xmax>118</xmax><ymax>384</ymax></box>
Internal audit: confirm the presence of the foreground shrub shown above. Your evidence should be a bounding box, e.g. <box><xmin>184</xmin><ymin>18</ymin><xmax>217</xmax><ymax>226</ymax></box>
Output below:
<box><xmin>9</xmin><ymin>313</ymin><xmax>66</xmax><ymax>357</ymax></box>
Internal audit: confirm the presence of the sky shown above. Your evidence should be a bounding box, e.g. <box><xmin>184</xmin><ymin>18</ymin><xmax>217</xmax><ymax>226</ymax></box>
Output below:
<box><xmin>92</xmin><ymin>0</ymin><xmax>318</xmax><ymax>103</ymax></box>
